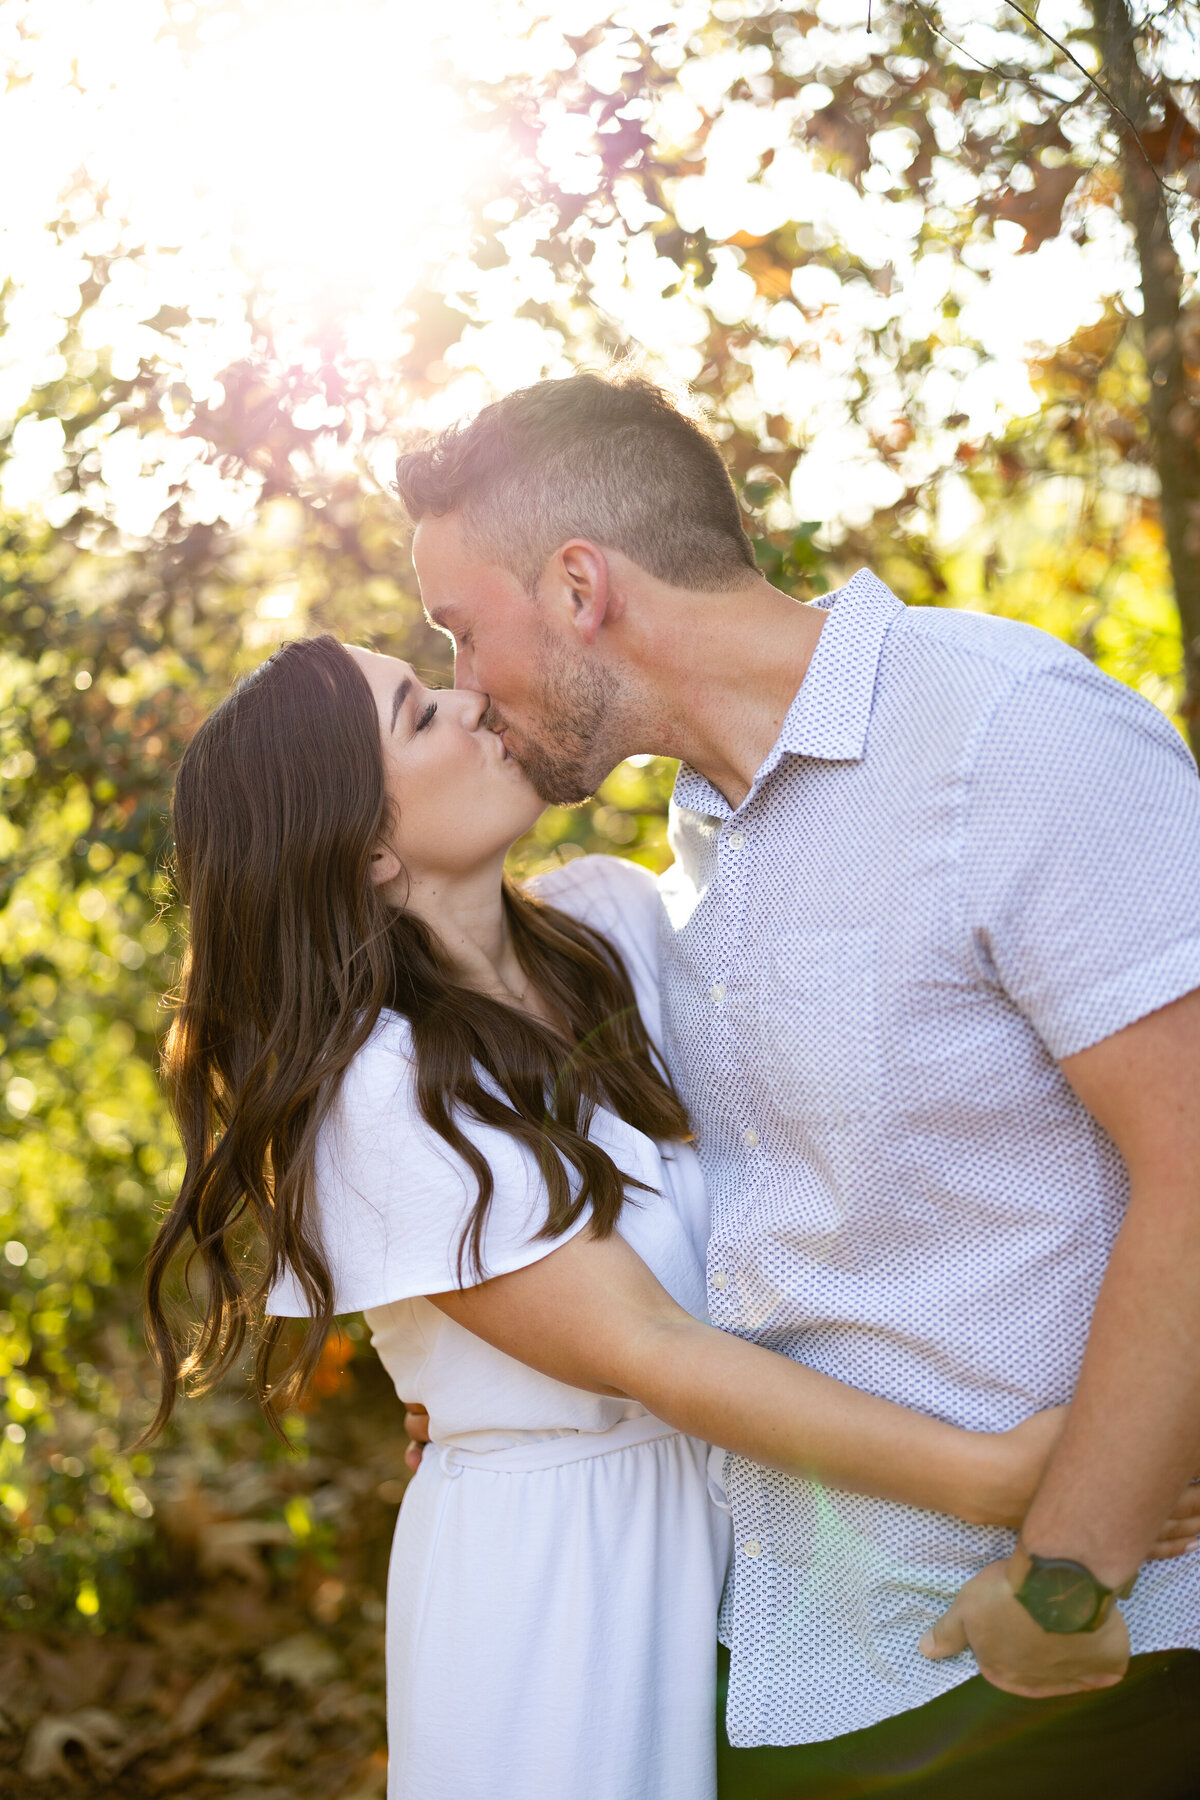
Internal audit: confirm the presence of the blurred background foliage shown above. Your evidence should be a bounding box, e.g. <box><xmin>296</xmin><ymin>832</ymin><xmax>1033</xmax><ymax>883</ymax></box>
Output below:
<box><xmin>0</xmin><ymin>0</ymin><xmax>1197</xmax><ymax>1790</ymax></box>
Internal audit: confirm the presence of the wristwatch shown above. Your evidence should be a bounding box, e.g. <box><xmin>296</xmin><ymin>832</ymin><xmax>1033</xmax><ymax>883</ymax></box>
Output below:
<box><xmin>1009</xmin><ymin>1543</ymin><xmax>1138</xmax><ymax>1634</ymax></box>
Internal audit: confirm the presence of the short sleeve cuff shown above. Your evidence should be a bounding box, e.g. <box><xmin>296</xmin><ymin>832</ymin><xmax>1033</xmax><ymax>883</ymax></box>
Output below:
<box><xmin>266</xmin><ymin>1204</ymin><xmax>595</xmax><ymax>1318</ymax></box>
<box><xmin>1035</xmin><ymin>935</ymin><xmax>1200</xmax><ymax>1062</ymax></box>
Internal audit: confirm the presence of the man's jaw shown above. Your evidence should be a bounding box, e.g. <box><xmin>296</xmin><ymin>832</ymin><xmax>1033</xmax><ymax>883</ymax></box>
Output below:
<box><xmin>479</xmin><ymin>702</ymin><xmax>607</xmax><ymax>808</ymax></box>
<box><xmin>509</xmin><ymin>732</ymin><xmax>598</xmax><ymax>808</ymax></box>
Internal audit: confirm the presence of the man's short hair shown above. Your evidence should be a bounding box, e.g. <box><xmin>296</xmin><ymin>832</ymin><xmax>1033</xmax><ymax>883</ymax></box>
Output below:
<box><xmin>394</xmin><ymin>370</ymin><xmax>758</xmax><ymax>593</ymax></box>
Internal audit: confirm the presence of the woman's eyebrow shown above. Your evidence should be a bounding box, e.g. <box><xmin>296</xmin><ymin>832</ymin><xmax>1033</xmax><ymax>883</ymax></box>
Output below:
<box><xmin>389</xmin><ymin>678</ymin><xmax>412</xmax><ymax>734</ymax></box>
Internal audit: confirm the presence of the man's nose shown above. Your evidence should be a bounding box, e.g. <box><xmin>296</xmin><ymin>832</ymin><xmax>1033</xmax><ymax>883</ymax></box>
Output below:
<box><xmin>453</xmin><ymin>655</ymin><xmax>487</xmax><ymax>702</ymax></box>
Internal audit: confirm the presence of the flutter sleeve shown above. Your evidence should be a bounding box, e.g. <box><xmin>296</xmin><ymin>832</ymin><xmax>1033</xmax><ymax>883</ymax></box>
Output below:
<box><xmin>266</xmin><ymin>1011</ymin><xmax>592</xmax><ymax>1317</ymax></box>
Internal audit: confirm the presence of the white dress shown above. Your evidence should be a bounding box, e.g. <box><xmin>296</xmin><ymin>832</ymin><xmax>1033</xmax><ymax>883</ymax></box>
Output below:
<box><xmin>268</xmin><ymin>855</ymin><xmax>732</xmax><ymax>1800</ymax></box>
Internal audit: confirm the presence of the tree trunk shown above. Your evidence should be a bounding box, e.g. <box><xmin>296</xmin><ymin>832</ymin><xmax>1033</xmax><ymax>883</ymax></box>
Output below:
<box><xmin>1092</xmin><ymin>0</ymin><xmax>1200</xmax><ymax>756</ymax></box>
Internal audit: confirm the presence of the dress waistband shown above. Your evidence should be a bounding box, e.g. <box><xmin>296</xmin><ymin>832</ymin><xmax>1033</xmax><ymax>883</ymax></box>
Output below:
<box><xmin>435</xmin><ymin>1412</ymin><xmax>680</xmax><ymax>1478</ymax></box>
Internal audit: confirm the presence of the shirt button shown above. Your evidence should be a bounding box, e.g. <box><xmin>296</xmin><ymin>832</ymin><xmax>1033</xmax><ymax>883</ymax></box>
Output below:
<box><xmin>710</xmin><ymin>982</ymin><xmax>726</xmax><ymax>1003</ymax></box>
<box><xmin>743</xmin><ymin>1539</ymin><xmax>762</xmax><ymax>1559</ymax></box>
<box><xmin>743</xmin><ymin>1126</ymin><xmax>759</xmax><ymax>1149</ymax></box>
<box><xmin>728</xmin><ymin>831</ymin><xmax>745</xmax><ymax>850</ymax></box>
<box><xmin>711</xmin><ymin>1270</ymin><xmax>728</xmax><ymax>1289</ymax></box>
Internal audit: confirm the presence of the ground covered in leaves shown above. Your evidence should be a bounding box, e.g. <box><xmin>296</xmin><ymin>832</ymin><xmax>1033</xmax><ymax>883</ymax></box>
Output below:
<box><xmin>1</xmin><ymin>1347</ymin><xmax>410</xmax><ymax>1799</ymax></box>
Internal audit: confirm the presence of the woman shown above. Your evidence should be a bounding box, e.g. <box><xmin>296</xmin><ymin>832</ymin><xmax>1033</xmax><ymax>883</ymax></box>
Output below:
<box><xmin>145</xmin><ymin>635</ymin><xmax>1190</xmax><ymax>1800</ymax></box>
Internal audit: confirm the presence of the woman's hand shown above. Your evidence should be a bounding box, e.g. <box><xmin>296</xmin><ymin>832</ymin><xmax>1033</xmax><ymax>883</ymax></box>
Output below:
<box><xmin>403</xmin><ymin>1402</ymin><xmax>430</xmax><ymax>1472</ymax></box>
<box><xmin>979</xmin><ymin>1406</ymin><xmax>1069</xmax><ymax>1528</ymax></box>
<box><xmin>983</xmin><ymin>1408</ymin><xmax>1200</xmax><ymax>1558</ymax></box>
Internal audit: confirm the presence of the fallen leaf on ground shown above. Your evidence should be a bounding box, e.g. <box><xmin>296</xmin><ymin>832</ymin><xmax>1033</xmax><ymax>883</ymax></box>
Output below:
<box><xmin>203</xmin><ymin>1725</ymin><xmax>290</xmax><ymax>1779</ymax></box>
<box><xmin>259</xmin><ymin>1631</ymin><xmax>340</xmax><ymax>1688</ymax></box>
<box><xmin>21</xmin><ymin>1707</ymin><xmax>125</xmax><ymax>1781</ymax></box>
<box><xmin>166</xmin><ymin>1665</ymin><xmax>240</xmax><ymax>1740</ymax></box>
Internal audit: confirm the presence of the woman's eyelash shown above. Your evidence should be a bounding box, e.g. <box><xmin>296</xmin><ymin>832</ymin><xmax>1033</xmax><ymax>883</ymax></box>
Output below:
<box><xmin>415</xmin><ymin>701</ymin><xmax>438</xmax><ymax>732</ymax></box>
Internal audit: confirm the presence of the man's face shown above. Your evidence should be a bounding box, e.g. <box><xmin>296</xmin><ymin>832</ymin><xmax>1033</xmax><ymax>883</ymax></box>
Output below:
<box><xmin>412</xmin><ymin>511</ymin><xmax>621</xmax><ymax>806</ymax></box>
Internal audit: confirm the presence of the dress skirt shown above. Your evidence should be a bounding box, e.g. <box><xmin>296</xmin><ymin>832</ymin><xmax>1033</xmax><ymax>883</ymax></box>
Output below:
<box><xmin>384</xmin><ymin>1415</ymin><xmax>732</xmax><ymax>1800</ymax></box>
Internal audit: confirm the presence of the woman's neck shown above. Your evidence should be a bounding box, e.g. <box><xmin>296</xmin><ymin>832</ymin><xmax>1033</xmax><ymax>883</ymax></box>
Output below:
<box><xmin>402</xmin><ymin>865</ymin><xmax>551</xmax><ymax>1023</ymax></box>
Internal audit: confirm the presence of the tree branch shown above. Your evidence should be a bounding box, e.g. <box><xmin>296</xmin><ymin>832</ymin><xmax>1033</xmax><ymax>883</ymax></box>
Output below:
<box><xmin>1001</xmin><ymin>0</ymin><xmax>1166</xmax><ymax>184</ymax></box>
<box><xmin>908</xmin><ymin>0</ymin><xmax>1074</xmax><ymax>105</ymax></box>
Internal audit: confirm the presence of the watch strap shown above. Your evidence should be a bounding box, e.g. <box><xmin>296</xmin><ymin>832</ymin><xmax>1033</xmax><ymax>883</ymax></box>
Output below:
<box><xmin>1009</xmin><ymin>1543</ymin><xmax>1137</xmax><ymax>1634</ymax></box>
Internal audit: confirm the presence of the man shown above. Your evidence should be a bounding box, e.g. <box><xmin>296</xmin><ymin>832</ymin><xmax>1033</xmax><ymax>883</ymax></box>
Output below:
<box><xmin>394</xmin><ymin>371</ymin><xmax>1200</xmax><ymax>1794</ymax></box>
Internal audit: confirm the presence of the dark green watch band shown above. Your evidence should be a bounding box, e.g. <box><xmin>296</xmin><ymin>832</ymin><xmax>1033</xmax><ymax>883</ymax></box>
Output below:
<box><xmin>1011</xmin><ymin>1548</ymin><xmax>1137</xmax><ymax>1635</ymax></box>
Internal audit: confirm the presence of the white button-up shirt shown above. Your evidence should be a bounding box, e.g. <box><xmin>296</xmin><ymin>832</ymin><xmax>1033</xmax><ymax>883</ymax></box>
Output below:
<box><xmin>659</xmin><ymin>569</ymin><xmax>1200</xmax><ymax>1746</ymax></box>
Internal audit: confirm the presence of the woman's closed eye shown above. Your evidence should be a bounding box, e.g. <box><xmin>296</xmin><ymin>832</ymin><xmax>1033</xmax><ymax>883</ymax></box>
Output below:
<box><xmin>415</xmin><ymin>700</ymin><xmax>438</xmax><ymax>733</ymax></box>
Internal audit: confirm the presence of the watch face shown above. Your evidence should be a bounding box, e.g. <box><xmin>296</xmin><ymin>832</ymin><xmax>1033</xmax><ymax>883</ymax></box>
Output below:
<box><xmin>1020</xmin><ymin>1559</ymin><xmax>1104</xmax><ymax>1633</ymax></box>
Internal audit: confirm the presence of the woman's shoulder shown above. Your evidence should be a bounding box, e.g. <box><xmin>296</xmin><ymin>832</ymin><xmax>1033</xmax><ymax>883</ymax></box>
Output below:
<box><xmin>273</xmin><ymin>1006</ymin><xmax>571</xmax><ymax>1318</ymax></box>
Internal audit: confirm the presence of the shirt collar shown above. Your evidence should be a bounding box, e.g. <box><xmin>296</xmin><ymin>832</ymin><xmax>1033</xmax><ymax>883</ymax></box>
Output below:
<box><xmin>671</xmin><ymin>567</ymin><xmax>905</xmax><ymax>819</ymax></box>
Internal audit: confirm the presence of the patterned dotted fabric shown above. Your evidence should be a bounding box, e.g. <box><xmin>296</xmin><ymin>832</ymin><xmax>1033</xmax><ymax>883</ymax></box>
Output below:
<box><xmin>658</xmin><ymin>569</ymin><xmax>1200</xmax><ymax>1747</ymax></box>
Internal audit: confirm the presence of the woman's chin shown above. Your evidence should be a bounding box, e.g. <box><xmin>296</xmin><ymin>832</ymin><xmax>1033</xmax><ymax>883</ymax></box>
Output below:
<box><xmin>504</xmin><ymin>774</ymin><xmax>549</xmax><ymax>840</ymax></box>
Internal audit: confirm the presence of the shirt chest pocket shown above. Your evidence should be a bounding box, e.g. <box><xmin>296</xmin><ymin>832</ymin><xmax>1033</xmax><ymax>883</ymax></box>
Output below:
<box><xmin>754</xmin><ymin>926</ymin><xmax>884</xmax><ymax>1126</ymax></box>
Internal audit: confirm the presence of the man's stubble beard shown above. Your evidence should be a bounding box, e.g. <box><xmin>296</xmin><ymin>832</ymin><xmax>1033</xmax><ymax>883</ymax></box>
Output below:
<box><xmin>491</xmin><ymin>628</ymin><xmax>624</xmax><ymax>807</ymax></box>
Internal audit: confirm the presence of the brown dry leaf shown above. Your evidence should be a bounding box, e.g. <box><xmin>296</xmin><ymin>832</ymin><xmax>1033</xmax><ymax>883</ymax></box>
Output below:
<box><xmin>21</xmin><ymin>1707</ymin><xmax>125</xmax><ymax>1781</ymax></box>
<box><xmin>143</xmin><ymin>1747</ymin><xmax>202</xmax><ymax>1793</ymax></box>
<box><xmin>199</xmin><ymin>1518</ymin><xmax>293</xmax><ymax>1585</ymax></box>
<box><xmin>29</xmin><ymin>1639</ymin><xmax>120</xmax><ymax>1713</ymax></box>
<box><xmin>259</xmin><ymin>1631</ymin><xmax>341</xmax><ymax>1689</ymax></box>
<box><xmin>988</xmin><ymin>163</ymin><xmax>1084</xmax><ymax>253</ymax></box>
<box><xmin>203</xmin><ymin>1724</ymin><xmax>290</xmax><ymax>1780</ymax></box>
<box><xmin>338</xmin><ymin>1749</ymin><xmax>389</xmax><ymax>1800</ymax></box>
<box><xmin>166</xmin><ymin>1664</ymin><xmax>241</xmax><ymax>1740</ymax></box>
<box><xmin>110</xmin><ymin>1643</ymin><xmax>160</xmax><ymax>1709</ymax></box>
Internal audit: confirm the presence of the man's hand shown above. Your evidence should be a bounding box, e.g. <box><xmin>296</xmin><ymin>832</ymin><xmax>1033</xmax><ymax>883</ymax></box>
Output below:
<box><xmin>403</xmin><ymin>1402</ymin><xmax>430</xmax><ymax>1472</ymax></box>
<box><xmin>918</xmin><ymin>1558</ymin><xmax>1130</xmax><ymax>1697</ymax></box>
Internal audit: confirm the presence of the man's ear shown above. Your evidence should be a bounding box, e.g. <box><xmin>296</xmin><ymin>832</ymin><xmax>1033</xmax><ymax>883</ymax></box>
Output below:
<box><xmin>550</xmin><ymin>540</ymin><xmax>621</xmax><ymax>646</ymax></box>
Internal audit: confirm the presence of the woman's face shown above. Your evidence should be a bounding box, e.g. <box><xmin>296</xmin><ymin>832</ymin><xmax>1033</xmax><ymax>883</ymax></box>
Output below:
<box><xmin>347</xmin><ymin>645</ymin><xmax>544</xmax><ymax>886</ymax></box>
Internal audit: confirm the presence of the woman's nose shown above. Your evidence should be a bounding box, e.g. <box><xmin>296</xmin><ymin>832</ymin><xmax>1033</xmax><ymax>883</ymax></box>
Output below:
<box><xmin>459</xmin><ymin>686</ymin><xmax>489</xmax><ymax>729</ymax></box>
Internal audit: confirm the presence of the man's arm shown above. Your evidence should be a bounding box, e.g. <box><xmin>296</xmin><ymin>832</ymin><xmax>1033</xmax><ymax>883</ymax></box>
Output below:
<box><xmin>922</xmin><ymin>986</ymin><xmax>1200</xmax><ymax>1695</ymax></box>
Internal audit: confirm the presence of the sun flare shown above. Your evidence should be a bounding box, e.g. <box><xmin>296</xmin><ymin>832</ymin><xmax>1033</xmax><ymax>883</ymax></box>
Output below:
<box><xmin>29</xmin><ymin>0</ymin><xmax>504</xmax><ymax>305</ymax></box>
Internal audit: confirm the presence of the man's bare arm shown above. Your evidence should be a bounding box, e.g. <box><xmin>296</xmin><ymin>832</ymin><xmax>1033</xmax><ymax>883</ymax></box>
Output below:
<box><xmin>1023</xmin><ymin>985</ymin><xmax>1200</xmax><ymax>1578</ymax></box>
<box><xmin>922</xmin><ymin>985</ymin><xmax>1200</xmax><ymax>1695</ymax></box>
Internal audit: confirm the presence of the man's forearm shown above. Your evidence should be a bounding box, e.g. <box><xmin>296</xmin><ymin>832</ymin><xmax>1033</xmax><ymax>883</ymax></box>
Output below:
<box><xmin>1018</xmin><ymin>1172</ymin><xmax>1200</xmax><ymax>1586</ymax></box>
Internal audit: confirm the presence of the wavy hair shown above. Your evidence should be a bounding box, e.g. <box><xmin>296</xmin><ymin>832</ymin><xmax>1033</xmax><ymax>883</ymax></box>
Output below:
<box><xmin>144</xmin><ymin>633</ymin><xmax>689</xmax><ymax>1440</ymax></box>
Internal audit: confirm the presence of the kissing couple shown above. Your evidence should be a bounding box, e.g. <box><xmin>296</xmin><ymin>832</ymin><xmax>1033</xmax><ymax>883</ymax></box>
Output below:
<box><xmin>147</xmin><ymin>371</ymin><xmax>1200</xmax><ymax>1798</ymax></box>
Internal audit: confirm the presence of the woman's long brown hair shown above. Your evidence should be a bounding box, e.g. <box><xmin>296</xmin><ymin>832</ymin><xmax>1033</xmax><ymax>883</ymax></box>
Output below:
<box><xmin>144</xmin><ymin>634</ymin><xmax>690</xmax><ymax>1440</ymax></box>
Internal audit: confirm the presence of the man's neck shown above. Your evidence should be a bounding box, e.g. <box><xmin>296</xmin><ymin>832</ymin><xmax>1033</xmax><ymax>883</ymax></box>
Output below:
<box><xmin>633</xmin><ymin>577</ymin><xmax>827</xmax><ymax>810</ymax></box>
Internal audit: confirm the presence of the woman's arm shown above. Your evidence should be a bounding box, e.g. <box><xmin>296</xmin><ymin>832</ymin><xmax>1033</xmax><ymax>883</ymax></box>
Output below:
<box><xmin>432</xmin><ymin>1227</ymin><xmax>1039</xmax><ymax>1527</ymax></box>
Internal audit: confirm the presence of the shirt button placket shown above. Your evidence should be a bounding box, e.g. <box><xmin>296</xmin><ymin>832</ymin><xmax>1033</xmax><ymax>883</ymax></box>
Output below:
<box><xmin>719</xmin><ymin>818</ymin><xmax>751</xmax><ymax>1124</ymax></box>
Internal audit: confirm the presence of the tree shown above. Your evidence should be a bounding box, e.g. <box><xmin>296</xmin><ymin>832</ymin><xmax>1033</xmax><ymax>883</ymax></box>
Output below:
<box><xmin>1092</xmin><ymin>0</ymin><xmax>1200</xmax><ymax>739</ymax></box>
<box><xmin>0</xmin><ymin>0</ymin><xmax>1195</xmax><ymax>1753</ymax></box>
<box><xmin>458</xmin><ymin>0</ymin><xmax>1198</xmax><ymax>740</ymax></box>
